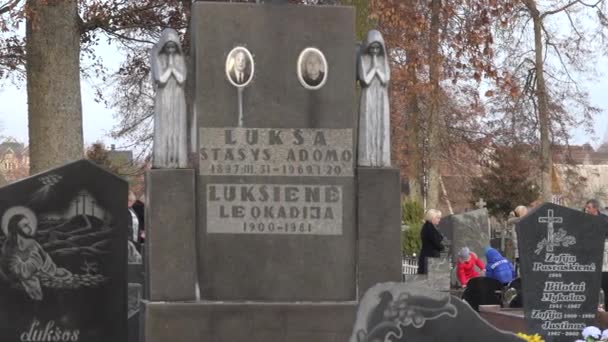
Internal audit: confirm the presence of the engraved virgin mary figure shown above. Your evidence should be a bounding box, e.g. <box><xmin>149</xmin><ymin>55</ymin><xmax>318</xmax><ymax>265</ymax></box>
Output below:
<box><xmin>357</xmin><ymin>30</ymin><xmax>391</xmax><ymax>167</ymax></box>
<box><xmin>151</xmin><ymin>28</ymin><xmax>188</xmax><ymax>169</ymax></box>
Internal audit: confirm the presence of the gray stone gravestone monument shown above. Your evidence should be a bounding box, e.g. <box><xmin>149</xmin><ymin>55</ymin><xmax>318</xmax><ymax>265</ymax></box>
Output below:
<box><xmin>350</xmin><ymin>282</ymin><xmax>523</xmax><ymax>342</ymax></box>
<box><xmin>451</xmin><ymin>209</ymin><xmax>490</xmax><ymax>263</ymax></box>
<box><xmin>0</xmin><ymin>160</ymin><xmax>127</xmax><ymax>342</ymax></box>
<box><xmin>517</xmin><ymin>203</ymin><xmax>605</xmax><ymax>341</ymax></box>
<box><xmin>403</xmin><ymin>254</ymin><xmax>451</xmax><ymax>292</ymax></box>
<box><xmin>427</xmin><ymin>255</ymin><xmax>451</xmax><ymax>292</ymax></box>
<box><xmin>141</xmin><ymin>2</ymin><xmax>402</xmax><ymax>341</ymax></box>
<box><xmin>438</xmin><ymin>208</ymin><xmax>490</xmax><ymax>287</ymax></box>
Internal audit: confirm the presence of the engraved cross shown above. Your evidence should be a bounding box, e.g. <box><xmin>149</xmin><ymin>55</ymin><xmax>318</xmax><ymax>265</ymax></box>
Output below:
<box><xmin>538</xmin><ymin>209</ymin><xmax>563</xmax><ymax>252</ymax></box>
<box><xmin>476</xmin><ymin>198</ymin><xmax>487</xmax><ymax>209</ymax></box>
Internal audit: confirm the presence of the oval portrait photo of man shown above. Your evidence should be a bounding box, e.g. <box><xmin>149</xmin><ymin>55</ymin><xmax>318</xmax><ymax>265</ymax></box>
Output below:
<box><xmin>225</xmin><ymin>46</ymin><xmax>254</xmax><ymax>88</ymax></box>
<box><xmin>297</xmin><ymin>48</ymin><xmax>328</xmax><ymax>90</ymax></box>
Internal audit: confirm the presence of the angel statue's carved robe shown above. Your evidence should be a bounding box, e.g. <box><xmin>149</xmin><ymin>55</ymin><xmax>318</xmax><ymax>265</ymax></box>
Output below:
<box><xmin>151</xmin><ymin>28</ymin><xmax>188</xmax><ymax>168</ymax></box>
<box><xmin>357</xmin><ymin>30</ymin><xmax>391</xmax><ymax>167</ymax></box>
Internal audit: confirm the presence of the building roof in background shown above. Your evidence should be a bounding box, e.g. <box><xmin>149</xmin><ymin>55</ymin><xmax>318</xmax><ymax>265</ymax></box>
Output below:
<box><xmin>0</xmin><ymin>141</ymin><xmax>28</xmax><ymax>157</ymax></box>
<box><xmin>107</xmin><ymin>144</ymin><xmax>133</xmax><ymax>165</ymax></box>
<box><xmin>554</xmin><ymin>143</ymin><xmax>608</xmax><ymax>165</ymax></box>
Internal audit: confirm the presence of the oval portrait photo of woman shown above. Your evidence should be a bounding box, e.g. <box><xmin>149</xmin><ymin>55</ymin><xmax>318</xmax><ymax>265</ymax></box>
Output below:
<box><xmin>225</xmin><ymin>46</ymin><xmax>254</xmax><ymax>88</ymax></box>
<box><xmin>297</xmin><ymin>48</ymin><xmax>328</xmax><ymax>90</ymax></box>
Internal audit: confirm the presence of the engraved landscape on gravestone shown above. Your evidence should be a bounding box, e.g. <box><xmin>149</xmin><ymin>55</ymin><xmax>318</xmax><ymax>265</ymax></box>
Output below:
<box><xmin>151</xmin><ymin>28</ymin><xmax>188</xmax><ymax>169</ymax></box>
<box><xmin>297</xmin><ymin>47</ymin><xmax>328</xmax><ymax>90</ymax></box>
<box><xmin>0</xmin><ymin>160</ymin><xmax>127</xmax><ymax>342</ymax></box>
<box><xmin>357</xmin><ymin>29</ymin><xmax>391</xmax><ymax>168</ymax></box>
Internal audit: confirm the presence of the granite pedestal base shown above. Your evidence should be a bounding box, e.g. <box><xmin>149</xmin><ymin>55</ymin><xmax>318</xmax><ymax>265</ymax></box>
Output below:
<box><xmin>356</xmin><ymin>167</ymin><xmax>402</xmax><ymax>298</ymax></box>
<box><xmin>141</xmin><ymin>301</ymin><xmax>356</xmax><ymax>342</ymax></box>
<box><xmin>145</xmin><ymin>169</ymin><xmax>198</xmax><ymax>301</ymax></box>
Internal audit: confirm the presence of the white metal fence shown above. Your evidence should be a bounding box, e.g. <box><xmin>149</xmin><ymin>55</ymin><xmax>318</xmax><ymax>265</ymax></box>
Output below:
<box><xmin>402</xmin><ymin>257</ymin><xmax>418</xmax><ymax>275</ymax></box>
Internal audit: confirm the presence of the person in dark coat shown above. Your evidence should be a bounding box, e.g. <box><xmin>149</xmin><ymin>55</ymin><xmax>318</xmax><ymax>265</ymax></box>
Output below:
<box><xmin>417</xmin><ymin>209</ymin><xmax>445</xmax><ymax>274</ymax></box>
<box><xmin>131</xmin><ymin>196</ymin><xmax>145</xmax><ymax>243</ymax></box>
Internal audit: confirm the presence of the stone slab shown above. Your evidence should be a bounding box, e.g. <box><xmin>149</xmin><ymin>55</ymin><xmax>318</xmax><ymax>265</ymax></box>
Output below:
<box><xmin>517</xmin><ymin>203</ymin><xmax>606</xmax><ymax>342</ymax></box>
<box><xmin>192</xmin><ymin>2</ymin><xmax>357</xmax><ymax>301</ymax></box>
<box><xmin>427</xmin><ymin>256</ymin><xmax>452</xmax><ymax>292</ymax></box>
<box><xmin>0</xmin><ymin>160</ymin><xmax>127</xmax><ymax>342</ymax></box>
<box><xmin>141</xmin><ymin>301</ymin><xmax>356</xmax><ymax>342</ymax></box>
<box><xmin>479</xmin><ymin>308</ymin><xmax>527</xmax><ymax>335</ymax></box>
<box><xmin>145</xmin><ymin>169</ymin><xmax>197</xmax><ymax>301</ymax></box>
<box><xmin>128</xmin><ymin>264</ymin><xmax>144</xmax><ymax>342</ymax></box>
<box><xmin>357</xmin><ymin>167</ymin><xmax>402</xmax><ymax>298</ymax></box>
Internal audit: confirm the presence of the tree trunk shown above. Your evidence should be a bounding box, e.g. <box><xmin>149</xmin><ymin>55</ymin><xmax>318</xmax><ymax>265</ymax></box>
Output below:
<box><xmin>26</xmin><ymin>0</ymin><xmax>83</xmax><ymax>174</ymax></box>
<box><xmin>426</xmin><ymin>0</ymin><xmax>442</xmax><ymax>209</ymax></box>
<box><xmin>406</xmin><ymin>60</ymin><xmax>423</xmax><ymax>202</ymax></box>
<box><xmin>525</xmin><ymin>0</ymin><xmax>552</xmax><ymax>201</ymax></box>
<box><xmin>341</xmin><ymin>0</ymin><xmax>373</xmax><ymax>41</ymax></box>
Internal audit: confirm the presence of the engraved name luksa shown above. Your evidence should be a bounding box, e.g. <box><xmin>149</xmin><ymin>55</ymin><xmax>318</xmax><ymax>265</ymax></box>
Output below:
<box><xmin>199</xmin><ymin>128</ymin><xmax>354</xmax><ymax>177</ymax></box>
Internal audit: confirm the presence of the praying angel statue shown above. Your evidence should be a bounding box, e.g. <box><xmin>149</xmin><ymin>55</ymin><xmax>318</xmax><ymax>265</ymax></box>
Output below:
<box><xmin>151</xmin><ymin>28</ymin><xmax>188</xmax><ymax>169</ymax></box>
<box><xmin>357</xmin><ymin>29</ymin><xmax>391</xmax><ymax>167</ymax></box>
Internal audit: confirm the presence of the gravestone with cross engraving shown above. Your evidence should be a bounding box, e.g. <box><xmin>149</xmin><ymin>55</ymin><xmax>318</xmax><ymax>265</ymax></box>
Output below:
<box><xmin>517</xmin><ymin>203</ymin><xmax>605</xmax><ymax>341</ymax></box>
<box><xmin>0</xmin><ymin>160</ymin><xmax>127</xmax><ymax>342</ymax></box>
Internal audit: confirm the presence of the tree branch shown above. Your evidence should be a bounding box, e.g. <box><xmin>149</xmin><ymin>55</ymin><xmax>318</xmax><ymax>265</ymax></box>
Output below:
<box><xmin>0</xmin><ymin>0</ymin><xmax>21</xmax><ymax>15</ymax></box>
<box><xmin>541</xmin><ymin>0</ymin><xmax>604</xmax><ymax>18</ymax></box>
<box><xmin>101</xmin><ymin>27</ymin><xmax>156</xmax><ymax>45</ymax></box>
<box><xmin>79</xmin><ymin>2</ymin><xmax>166</xmax><ymax>33</ymax></box>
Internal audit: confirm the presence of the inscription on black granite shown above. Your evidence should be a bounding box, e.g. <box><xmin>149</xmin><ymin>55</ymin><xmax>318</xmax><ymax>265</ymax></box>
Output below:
<box><xmin>517</xmin><ymin>203</ymin><xmax>605</xmax><ymax>342</ymax></box>
<box><xmin>0</xmin><ymin>160</ymin><xmax>127</xmax><ymax>342</ymax></box>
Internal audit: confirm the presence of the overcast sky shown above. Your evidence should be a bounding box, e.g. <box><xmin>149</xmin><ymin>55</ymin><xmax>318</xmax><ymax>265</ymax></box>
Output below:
<box><xmin>0</xmin><ymin>39</ymin><xmax>126</xmax><ymax>148</ymax></box>
<box><xmin>1</xmin><ymin>40</ymin><xmax>608</xmax><ymax>149</ymax></box>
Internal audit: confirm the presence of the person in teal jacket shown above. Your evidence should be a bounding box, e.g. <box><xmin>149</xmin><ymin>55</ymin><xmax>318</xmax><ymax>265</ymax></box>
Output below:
<box><xmin>484</xmin><ymin>247</ymin><xmax>516</xmax><ymax>285</ymax></box>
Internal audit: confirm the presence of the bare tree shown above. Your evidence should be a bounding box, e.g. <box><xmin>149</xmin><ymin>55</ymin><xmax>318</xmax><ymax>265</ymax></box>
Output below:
<box><xmin>488</xmin><ymin>0</ymin><xmax>607</xmax><ymax>201</ymax></box>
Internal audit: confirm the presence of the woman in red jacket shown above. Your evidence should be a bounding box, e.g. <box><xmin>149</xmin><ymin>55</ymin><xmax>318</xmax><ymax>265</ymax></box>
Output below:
<box><xmin>456</xmin><ymin>247</ymin><xmax>485</xmax><ymax>288</ymax></box>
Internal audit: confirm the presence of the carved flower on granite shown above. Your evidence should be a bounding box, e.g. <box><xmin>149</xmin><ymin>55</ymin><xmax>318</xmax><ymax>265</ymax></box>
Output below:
<box><xmin>534</xmin><ymin>228</ymin><xmax>576</xmax><ymax>255</ymax></box>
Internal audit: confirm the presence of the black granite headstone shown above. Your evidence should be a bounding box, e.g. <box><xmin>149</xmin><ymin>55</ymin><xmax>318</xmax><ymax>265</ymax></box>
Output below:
<box><xmin>602</xmin><ymin>273</ymin><xmax>608</xmax><ymax>309</ymax></box>
<box><xmin>517</xmin><ymin>203</ymin><xmax>605</xmax><ymax>342</ymax></box>
<box><xmin>128</xmin><ymin>255</ymin><xmax>144</xmax><ymax>342</ymax></box>
<box><xmin>490</xmin><ymin>237</ymin><xmax>502</xmax><ymax>252</ymax></box>
<box><xmin>193</xmin><ymin>2</ymin><xmax>357</xmax><ymax>301</ymax></box>
<box><xmin>461</xmin><ymin>276</ymin><xmax>503</xmax><ymax>312</ymax></box>
<box><xmin>350</xmin><ymin>282</ymin><xmax>523</xmax><ymax>342</ymax></box>
<box><xmin>0</xmin><ymin>160</ymin><xmax>127</xmax><ymax>342</ymax></box>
